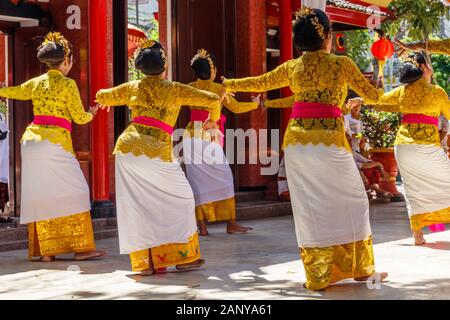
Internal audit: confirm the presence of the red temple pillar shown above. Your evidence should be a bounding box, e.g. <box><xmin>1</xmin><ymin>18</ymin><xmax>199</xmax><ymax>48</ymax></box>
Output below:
<box><xmin>235</xmin><ymin>0</ymin><xmax>270</xmax><ymax>188</ymax></box>
<box><xmin>89</xmin><ymin>0</ymin><xmax>114</xmax><ymax>217</ymax></box>
<box><xmin>279</xmin><ymin>0</ymin><xmax>293</xmax><ymax>135</ymax></box>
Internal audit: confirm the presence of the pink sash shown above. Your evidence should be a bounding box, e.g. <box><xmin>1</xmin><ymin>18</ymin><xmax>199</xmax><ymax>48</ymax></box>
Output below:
<box><xmin>402</xmin><ymin>114</ymin><xmax>438</xmax><ymax>127</ymax></box>
<box><xmin>190</xmin><ymin>110</ymin><xmax>227</xmax><ymax>134</ymax></box>
<box><xmin>291</xmin><ymin>102</ymin><xmax>342</xmax><ymax>119</ymax></box>
<box><xmin>32</xmin><ymin>115</ymin><xmax>72</xmax><ymax>132</ymax></box>
<box><xmin>132</xmin><ymin>116</ymin><xmax>174</xmax><ymax>135</ymax></box>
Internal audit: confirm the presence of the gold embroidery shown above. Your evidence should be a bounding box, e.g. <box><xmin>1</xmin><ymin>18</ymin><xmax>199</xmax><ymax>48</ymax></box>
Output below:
<box><xmin>410</xmin><ymin>207</ymin><xmax>450</xmax><ymax>231</ymax></box>
<box><xmin>129</xmin><ymin>233</ymin><xmax>201</xmax><ymax>271</ymax></box>
<box><xmin>28</xmin><ymin>212</ymin><xmax>95</xmax><ymax>258</ymax></box>
<box><xmin>0</xmin><ymin>70</ymin><xmax>92</xmax><ymax>154</ymax></box>
<box><xmin>96</xmin><ymin>77</ymin><xmax>221</xmax><ymax>162</ymax></box>
<box><xmin>283</xmin><ymin>118</ymin><xmax>352</xmax><ymax>151</ymax></box>
<box><xmin>300</xmin><ymin>236</ymin><xmax>375</xmax><ymax>291</ymax></box>
<box><xmin>195</xmin><ymin>197</ymin><xmax>236</xmax><ymax>222</ymax></box>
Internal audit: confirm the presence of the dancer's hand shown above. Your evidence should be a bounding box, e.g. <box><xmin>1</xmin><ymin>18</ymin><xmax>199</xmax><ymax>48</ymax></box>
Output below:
<box><xmin>220</xmin><ymin>76</ymin><xmax>236</xmax><ymax>104</ymax></box>
<box><xmin>89</xmin><ymin>104</ymin><xmax>99</xmax><ymax>117</ymax></box>
<box><xmin>0</xmin><ymin>82</ymin><xmax>6</xmax><ymax>88</ymax></box>
<box><xmin>97</xmin><ymin>103</ymin><xmax>111</xmax><ymax>113</ymax></box>
<box><xmin>346</xmin><ymin>98</ymin><xmax>363</xmax><ymax>110</ymax></box>
<box><xmin>203</xmin><ymin>119</ymin><xmax>218</xmax><ymax>131</ymax></box>
<box><xmin>251</xmin><ymin>94</ymin><xmax>262</xmax><ymax>105</ymax></box>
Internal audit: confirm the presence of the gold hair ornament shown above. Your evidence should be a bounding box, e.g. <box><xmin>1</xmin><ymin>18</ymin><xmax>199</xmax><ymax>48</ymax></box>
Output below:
<box><xmin>401</xmin><ymin>57</ymin><xmax>420</xmax><ymax>69</ymax></box>
<box><xmin>294</xmin><ymin>7</ymin><xmax>326</xmax><ymax>40</ymax></box>
<box><xmin>42</xmin><ymin>32</ymin><xmax>71</xmax><ymax>59</ymax></box>
<box><xmin>191</xmin><ymin>49</ymin><xmax>214</xmax><ymax>74</ymax></box>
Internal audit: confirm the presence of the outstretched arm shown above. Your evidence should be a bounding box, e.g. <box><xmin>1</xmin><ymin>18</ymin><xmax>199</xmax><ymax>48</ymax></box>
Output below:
<box><xmin>0</xmin><ymin>79</ymin><xmax>35</xmax><ymax>101</ymax></box>
<box><xmin>223</xmin><ymin>60</ymin><xmax>294</xmax><ymax>93</ymax></box>
<box><xmin>96</xmin><ymin>82</ymin><xmax>137</xmax><ymax>107</ymax></box>
<box><xmin>176</xmin><ymin>83</ymin><xmax>221</xmax><ymax>121</ymax></box>
<box><xmin>341</xmin><ymin>56</ymin><xmax>384</xmax><ymax>105</ymax></box>
<box><xmin>264</xmin><ymin>96</ymin><xmax>295</xmax><ymax>109</ymax></box>
<box><xmin>223</xmin><ymin>94</ymin><xmax>259</xmax><ymax>114</ymax></box>
<box><xmin>394</xmin><ymin>38</ymin><xmax>450</xmax><ymax>56</ymax></box>
<box><xmin>67</xmin><ymin>80</ymin><xmax>95</xmax><ymax>124</ymax></box>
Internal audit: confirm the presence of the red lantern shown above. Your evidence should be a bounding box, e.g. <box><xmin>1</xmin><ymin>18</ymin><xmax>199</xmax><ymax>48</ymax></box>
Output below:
<box><xmin>371</xmin><ymin>38</ymin><xmax>394</xmax><ymax>78</ymax></box>
<box><xmin>371</xmin><ymin>38</ymin><xmax>395</xmax><ymax>61</ymax></box>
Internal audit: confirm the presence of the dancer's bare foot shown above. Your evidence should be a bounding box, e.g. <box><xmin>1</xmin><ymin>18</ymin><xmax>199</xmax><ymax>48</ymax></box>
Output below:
<box><xmin>140</xmin><ymin>268</ymin><xmax>155</xmax><ymax>276</ymax></box>
<box><xmin>413</xmin><ymin>230</ymin><xmax>426</xmax><ymax>246</ymax></box>
<box><xmin>176</xmin><ymin>259</ymin><xmax>205</xmax><ymax>271</ymax></box>
<box><xmin>74</xmin><ymin>250</ymin><xmax>107</xmax><ymax>261</ymax></box>
<box><xmin>198</xmin><ymin>221</ymin><xmax>209</xmax><ymax>236</ymax></box>
<box><xmin>355</xmin><ymin>272</ymin><xmax>389</xmax><ymax>283</ymax></box>
<box><xmin>40</xmin><ymin>256</ymin><xmax>55</xmax><ymax>262</ymax></box>
<box><xmin>226</xmin><ymin>221</ymin><xmax>253</xmax><ymax>234</ymax></box>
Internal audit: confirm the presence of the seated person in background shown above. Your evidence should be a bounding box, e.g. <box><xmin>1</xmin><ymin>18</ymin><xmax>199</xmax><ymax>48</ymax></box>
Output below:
<box><xmin>438</xmin><ymin>114</ymin><xmax>449</xmax><ymax>154</ymax></box>
<box><xmin>353</xmin><ymin>151</ymin><xmax>393</xmax><ymax>199</ymax></box>
<box><xmin>344</xmin><ymin>119</ymin><xmax>392</xmax><ymax>199</ymax></box>
<box><xmin>278</xmin><ymin>157</ymin><xmax>290</xmax><ymax>202</ymax></box>
<box><xmin>344</xmin><ymin>97</ymin><xmax>363</xmax><ymax>152</ymax></box>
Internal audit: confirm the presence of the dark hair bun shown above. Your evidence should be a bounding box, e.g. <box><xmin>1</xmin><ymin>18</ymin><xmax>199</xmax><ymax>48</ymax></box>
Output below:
<box><xmin>191</xmin><ymin>54</ymin><xmax>216</xmax><ymax>80</ymax></box>
<box><xmin>399</xmin><ymin>52</ymin><xmax>426</xmax><ymax>84</ymax></box>
<box><xmin>135</xmin><ymin>41</ymin><xmax>166</xmax><ymax>76</ymax></box>
<box><xmin>293</xmin><ymin>8</ymin><xmax>331</xmax><ymax>51</ymax></box>
<box><xmin>37</xmin><ymin>42</ymin><xmax>65</xmax><ymax>66</ymax></box>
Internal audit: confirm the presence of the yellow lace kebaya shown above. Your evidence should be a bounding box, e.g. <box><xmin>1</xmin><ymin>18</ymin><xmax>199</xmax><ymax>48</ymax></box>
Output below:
<box><xmin>373</xmin><ymin>78</ymin><xmax>450</xmax><ymax>147</ymax></box>
<box><xmin>427</xmin><ymin>39</ymin><xmax>450</xmax><ymax>55</ymax></box>
<box><xmin>96</xmin><ymin>76</ymin><xmax>221</xmax><ymax>161</ymax></box>
<box><xmin>0</xmin><ymin>70</ymin><xmax>92</xmax><ymax>155</ymax></box>
<box><xmin>264</xmin><ymin>95</ymin><xmax>295</xmax><ymax>109</ymax></box>
<box><xmin>223</xmin><ymin>50</ymin><xmax>384</xmax><ymax>151</ymax></box>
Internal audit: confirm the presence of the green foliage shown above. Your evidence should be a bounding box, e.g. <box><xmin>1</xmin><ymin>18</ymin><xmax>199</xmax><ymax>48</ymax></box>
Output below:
<box><xmin>383</xmin><ymin>0</ymin><xmax>450</xmax><ymax>40</ymax></box>
<box><xmin>0</xmin><ymin>100</ymin><xmax>7</xmax><ymax>116</ymax></box>
<box><xmin>432</xmin><ymin>54</ymin><xmax>450</xmax><ymax>94</ymax></box>
<box><xmin>344</xmin><ymin>30</ymin><xmax>372</xmax><ymax>71</ymax></box>
<box><xmin>128</xmin><ymin>13</ymin><xmax>159</xmax><ymax>81</ymax></box>
<box><xmin>361</xmin><ymin>106</ymin><xmax>401</xmax><ymax>148</ymax></box>
<box><xmin>128</xmin><ymin>53</ymin><xmax>145</xmax><ymax>81</ymax></box>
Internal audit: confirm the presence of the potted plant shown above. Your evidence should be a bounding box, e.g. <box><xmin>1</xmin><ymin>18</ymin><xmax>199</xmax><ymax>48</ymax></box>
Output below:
<box><xmin>361</xmin><ymin>106</ymin><xmax>404</xmax><ymax>201</ymax></box>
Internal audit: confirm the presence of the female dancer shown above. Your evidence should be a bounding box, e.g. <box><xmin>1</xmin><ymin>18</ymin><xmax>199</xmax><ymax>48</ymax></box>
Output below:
<box><xmin>96</xmin><ymin>40</ymin><xmax>221</xmax><ymax>275</ymax></box>
<box><xmin>0</xmin><ymin>32</ymin><xmax>105</xmax><ymax>262</ymax></box>
<box><xmin>349</xmin><ymin>52</ymin><xmax>450</xmax><ymax>245</ymax></box>
<box><xmin>221</xmin><ymin>8</ymin><xmax>388</xmax><ymax>290</ymax></box>
<box><xmin>184</xmin><ymin>49</ymin><xmax>260</xmax><ymax>236</ymax></box>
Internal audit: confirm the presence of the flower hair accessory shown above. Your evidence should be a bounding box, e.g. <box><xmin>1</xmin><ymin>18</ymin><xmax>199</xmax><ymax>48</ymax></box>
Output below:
<box><xmin>401</xmin><ymin>57</ymin><xmax>420</xmax><ymax>68</ymax></box>
<box><xmin>42</xmin><ymin>32</ymin><xmax>72</xmax><ymax>58</ymax></box>
<box><xmin>294</xmin><ymin>7</ymin><xmax>326</xmax><ymax>40</ymax></box>
<box><xmin>191</xmin><ymin>49</ymin><xmax>214</xmax><ymax>73</ymax></box>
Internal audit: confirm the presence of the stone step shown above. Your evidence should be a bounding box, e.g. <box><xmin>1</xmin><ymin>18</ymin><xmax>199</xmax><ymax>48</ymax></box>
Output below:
<box><xmin>235</xmin><ymin>191</ymin><xmax>266</xmax><ymax>203</ymax></box>
<box><xmin>236</xmin><ymin>200</ymin><xmax>292</xmax><ymax>220</ymax></box>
